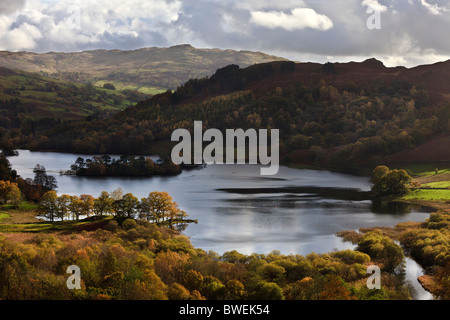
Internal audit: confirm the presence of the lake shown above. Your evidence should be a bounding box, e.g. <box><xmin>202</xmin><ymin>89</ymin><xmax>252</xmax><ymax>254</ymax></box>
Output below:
<box><xmin>9</xmin><ymin>149</ymin><xmax>431</xmax><ymax>255</ymax></box>
<box><xmin>8</xmin><ymin>149</ymin><xmax>434</xmax><ymax>299</ymax></box>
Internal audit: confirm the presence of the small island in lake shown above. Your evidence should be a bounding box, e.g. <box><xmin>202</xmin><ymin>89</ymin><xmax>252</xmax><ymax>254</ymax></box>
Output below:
<box><xmin>65</xmin><ymin>154</ymin><xmax>200</xmax><ymax>177</ymax></box>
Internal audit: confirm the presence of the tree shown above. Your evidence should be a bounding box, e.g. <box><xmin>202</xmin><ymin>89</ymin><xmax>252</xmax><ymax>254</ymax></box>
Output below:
<box><xmin>370</xmin><ymin>165</ymin><xmax>389</xmax><ymax>186</ymax></box>
<box><xmin>122</xmin><ymin>193</ymin><xmax>138</xmax><ymax>219</ymax></box>
<box><xmin>140</xmin><ymin>191</ymin><xmax>186</xmax><ymax>223</ymax></box>
<box><xmin>248</xmin><ymin>281</ymin><xmax>284</xmax><ymax>300</ymax></box>
<box><xmin>182</xmin><ymin>270</ymin><xmax>204</xmax><ymax>292</ymax></box>
<box><xmin>69</xmin><ymin>195</ymin><xmax>83</xmax><ymax>221</ymax></box>
<box><xmin>7</xmin><ymin>185</ymin><xmax>22</xmax><ymax>209</ymax></box>
<box><xmin>371</xmin><ymin>165</ymin><xmax>411</xmax><ymax>197</ymax></box>
<box><xmin>38</xmin><ymin>191</ymin><xmax>58</xmax><ymax>222</ymax></box>
<box><xmin>167</xmin><ymin>283</ymin><xmax>191</xmax><ymax>300</ymax></box>
<box><xmin>0</xmin><ymin>153</ymin><xmax>16</xmax><ymax>181</ymax></box>
<box><xmin>113</xmin><ymin>193</ymin><xmax>138</xmax><ymax>219</ymax></box>
<box><xmin>384</xmin><ymin>169</ymin><xmax>411</xmax><ymax>195</ymax></box>
<box><xmin>56</xmin><ymin>194</ymin><xmax>71</xmax><ymax>221</ymax></box>
<box><xmin>80</xmin><ymin>194</ymin><xmax>94</xmax><ymax>218</ymax></box>
<box><xmin>0</xmin><ymin>180</ymin><xmax>21</xmax><ymax>205</ymax></box>
<box><xmin>382</xmin><ymin>243</ymin><xmax>405</xmax><ymax>272</ymax></box>
<box><xmin>33</xmin><ymin>164</ymin><xmax>46</xmax><ymax>185</ymax></box>
<box><xmin>139</xmin><ymin>196</ymin><xmax>155</xmax><ymax>222</ymax></box>
<box><xmin>318</xmin><ymin>276</ymin><xmax>355</xmax><ymax>300</ymax></box>
<box><xmin>110</xmin><ymin>188</ymin><xmax>124</xmax><ymax>201</ymax></box>
<box><xmin>101</xmin><ymin>155</ymin><xmax>112</xmax><ymax>166</ymax></box>
<box><xmin>103</xmin><ymin>83</ymin><xmax>116</xmax><ymax>90</ymax></box>
<box><xmin>257</xmin><ymin>263</ymin><xmax>286</xmax><ymax>285</ymax></box>
<box><xmin>73</xmin><ymin>157</ymin><xmax>86</xmax><ymax>170</ymax></box>
<box><xmin>357</xmin><ymin>231</ymin><xmax>404</xmax><ymax>272</ymax></box>
<box><xmin>201</xmin><ymin>275</ymin><xmax>226</xmax><ymax>299</ymax></box>
<box><xmin>225</xmin><ymin>279</ymin><xmax>246</xmax><ymax>299</ymax></box>
<box><xmin>33</xmin><ymin>164</ymin><xmax>58</xmax><ymax>191</ymax></box>
<box><xmin>94</xmin><ymin>191</ymin><xmax>113</xmax><ymax>218</ymax></box>
<box><xmin>322</xmin><ymin>62</ymin><xmax>335</xmax><ymax>73</ymax></box>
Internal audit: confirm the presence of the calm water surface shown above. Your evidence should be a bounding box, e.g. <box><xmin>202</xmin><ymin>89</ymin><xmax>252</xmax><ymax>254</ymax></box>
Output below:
<box><xmin>9</xmin><ymin>150</ymin><xmax>430</xmax><ymax>256</ymax></box>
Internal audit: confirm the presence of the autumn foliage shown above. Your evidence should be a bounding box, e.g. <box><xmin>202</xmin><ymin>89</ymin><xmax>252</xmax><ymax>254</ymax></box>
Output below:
<box><xmin>0</xmin><ymin>218</ymin><xmax>415</xmax><ymax>300</ymax></box>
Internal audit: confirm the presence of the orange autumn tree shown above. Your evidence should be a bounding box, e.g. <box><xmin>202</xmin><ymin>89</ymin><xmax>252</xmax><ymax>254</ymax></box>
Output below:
<box><xmin>0</xmin><ymin>180</ymin><xmax>21</xmax><ymax>206</ymax></box>
<box><xmin>79</xmin><ymin>194</ymin><xmax>95</xmax><ymax>218</ymax></box>
<box><xmin>37</xmin><ymin>190</ymin><xmax>58</xmax><ymax>222</ymax></box>
<box><xmin>139</xmin><ymin>191</ymin><xmax>187</xmax><ymax>223</ymax></box>
<box><xmin>319</xmin><ymin>276</ymin><xmax>356</xmax><ymax>300</ymax></box>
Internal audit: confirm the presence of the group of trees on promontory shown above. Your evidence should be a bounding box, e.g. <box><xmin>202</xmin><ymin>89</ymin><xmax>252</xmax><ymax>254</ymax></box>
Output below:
<box><xmin>68</xmin><ymin>155</ymin><xmax>182</xmax><ymax>177</ymax></box>
<box><xmin>38</xmin><ymin>189</ymin><xmax>189</xmax><ymax>226</ymax></box>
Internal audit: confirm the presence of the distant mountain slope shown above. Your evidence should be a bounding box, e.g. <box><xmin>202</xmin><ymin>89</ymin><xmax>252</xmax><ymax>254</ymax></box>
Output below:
<box><xmin>0</xmin><ymin>45</ymin><xmax>289</xmax><ymax>94</ymax></box>
<box><xmin>0</xmin><ymin>66</ymin><xmax>149</xmax><ymax>147</ymax></box>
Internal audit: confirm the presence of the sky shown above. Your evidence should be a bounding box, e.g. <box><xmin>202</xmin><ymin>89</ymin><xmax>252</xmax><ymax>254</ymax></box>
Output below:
<box><xmin>0</xmin><ymin>0</ymin><xmax>449</xmax><ymax>67</ymax></box>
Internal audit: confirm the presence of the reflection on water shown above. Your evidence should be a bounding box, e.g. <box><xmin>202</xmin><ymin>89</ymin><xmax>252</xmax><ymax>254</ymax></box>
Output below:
<box><xmin>8</xmin><ymin>149</ymin><xmax>431</xmax><ymax>256</ymax></box>
<box><xmin>370</xmin><ymin>200</ymin><xmax>428</xmax><ymax>215</ymax></box>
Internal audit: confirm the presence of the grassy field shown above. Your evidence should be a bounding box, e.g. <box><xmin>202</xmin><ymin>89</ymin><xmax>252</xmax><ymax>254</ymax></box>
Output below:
<box><xmin>422</xmin><ymin>181</ymin><xmax>450</xmax><ymax>189</ymax></box>
<box><xmin>399</xmin><ymin>166</ymin><xmax>450</xmax><ymax>210</ymax></box>
<box><xmin>93</xmin><ymin>80</ymin><xmax>166</xmax><ymax>95</ymax></box>
<box><xmin>0</xmin><ymin>201</ymin><xmax>115</xmax><ymax>233</ymax></box>
<box><xmin>402</xmin><ymin>189</ymin><xmax>450</xmax><ymax>201</ymax></box>
<box><xmin>391</xmin><ymin>163</ymin><xmax>450</xmax><ymax>177</ymax></box>
<box><xmin>0</xmin><ymin>218</ymin><xmax>110</xmax><ymax>233</ymax></box>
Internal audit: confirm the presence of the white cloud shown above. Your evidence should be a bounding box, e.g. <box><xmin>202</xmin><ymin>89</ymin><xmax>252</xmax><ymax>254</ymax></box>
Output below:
<box><xmin>222</xmin><ymin>13</ymin><xmax>249</xmax><ymax>35</ymax></box>
<box><xmin>0</xmin><ymin>0</ymin><xmax>183</xmax><ymax>51</ymax></box>
<box><xmin>419</xmin><ymin>0</ymin><xmax>448</xmax><ymax>15</ymax></box>
<box><xmin>0</xmin><ymin>22</ymin><xmax>42</xmax><ymax>50</ymax></box>
<box><xmin>250</xmin><ymin>7</ymin><xmax>333</xmax><ymax>31</ymax></box>
<box><xmin>0</xmin><ymin>0</ymin><xmax>449</xmax><ymax>68</ymax></box>
<box><xmin>234</xmin><ymin>0</ymin><xmax>306</xmax><ymax>11</ymax></box>
<box><xmin>0</xmin><ymin>0</ymin><xmax>25</xmax><ymax>15</ymax></box>
<box><xmin>362</xmin><ymin>0</ymin><xmax>388</xmax><ymax>12</ymax></box>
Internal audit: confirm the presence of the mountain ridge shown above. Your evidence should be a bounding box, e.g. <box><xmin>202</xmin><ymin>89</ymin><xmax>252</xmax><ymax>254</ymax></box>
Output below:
<box><xmin>0</xmin><ymin>45</ymin><xmax>289</xmax><ymax>94</ymax></box>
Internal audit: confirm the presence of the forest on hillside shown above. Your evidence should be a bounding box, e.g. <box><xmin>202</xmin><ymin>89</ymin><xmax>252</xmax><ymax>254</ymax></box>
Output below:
<box><xmin>0</xmin><ymin>67</ymin><xmax>150</xmax><ymax>152</ymax></box>
<box><xmin>8</xmin><ymin>62</ymin><xmax>446</xmax><ymax>174</ymax></box>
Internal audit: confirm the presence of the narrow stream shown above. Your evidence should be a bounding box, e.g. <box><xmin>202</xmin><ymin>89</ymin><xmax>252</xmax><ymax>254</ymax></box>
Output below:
<box><xmin>404</xmin><ymin>257</ymin><xmax>434</xmax><ymax>300</ymax></box>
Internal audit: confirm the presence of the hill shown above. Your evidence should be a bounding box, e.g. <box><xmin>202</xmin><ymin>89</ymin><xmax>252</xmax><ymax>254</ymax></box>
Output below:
<box><xmin>8</xmin><ymin>58</ymin><xmax>450</xmax><ymax>173</ymax></box>
<box><xmin>0</xmin><ymin>66</ymin><xmax>150</xmax><ymax>150</ymax></box>
<box><xmin>384</xmin><ymin>134</ymin><xmax>450</xmax><ymax>164</ymax></box>
<box><xmin>0</xmin><ymin>45</ymin><xmax>289</xmax><ymax>95</ymax></box>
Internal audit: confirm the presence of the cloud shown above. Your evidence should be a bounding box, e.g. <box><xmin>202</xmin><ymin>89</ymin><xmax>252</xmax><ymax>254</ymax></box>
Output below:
<box><xmin>250</xmin><ymin>7</ymin><xmax>333</xmax><ymax>31</ymax></box>
<box><xmin>0</xmin><ymin>0</ymin><xmax>449</xmax><ymax>67</ymax></box>
<box><xmin>361</xmin><ymin>0</ymin><xmax>388</xmax><ymax>12</ymax></box>
<box><xmin>234</xmin><ymin>0</ymin><xmax>307</xmax><ymax>11</ymax></box>
<box><xmin>419</xmin><ymin>0</ymin><xmax>448</xmax><ymax>15</ymax></box>
<box><xmin>0</xmin><ymin>0</ymin><xmax>25</xmax><ymax>15</ymax></box>
<box><xmin>0</xmin><ymin>22</ymin><xmax>42</xmax><ymax>50</ymax></box>
<box><xmin>0</xmin><ymin>0</ymin><xmax>182</xmax><ymax>52</ymax></box>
